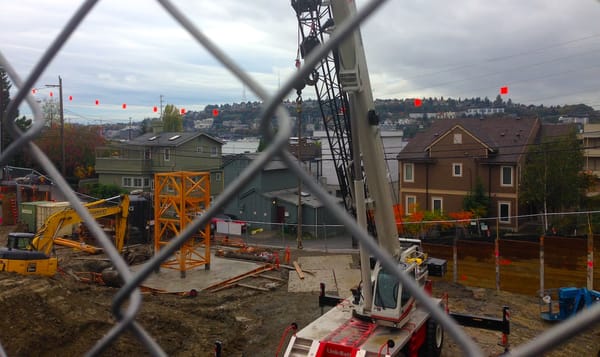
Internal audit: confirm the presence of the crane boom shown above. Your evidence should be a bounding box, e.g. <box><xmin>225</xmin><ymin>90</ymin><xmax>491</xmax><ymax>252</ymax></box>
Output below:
<box><xmin>285</xmin><ymin>1</ymin><xmax>444</xmax><ymax>355</ymax></box>
<box><xmin>330</xmin><ymin>0</ymin><xmax>400</xmax><ymax>256</ymax></box>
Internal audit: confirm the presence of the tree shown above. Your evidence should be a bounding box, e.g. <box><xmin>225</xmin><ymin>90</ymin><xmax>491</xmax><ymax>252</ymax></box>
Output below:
<box><xmin>162</xmin><ymin>104</ymin><xmax>183</xmax><ymax>132</ymax></box>
<box><xmin>41</xmin><ymin>98</ymin><xmax>60</xmax><ymax>127</ymax></box>
<box><xmin>493</xmin><ymin>94</ymin><xmax>503</xmax><ymax>107</ymax></box>
<box><xmin>1</xmin><ymin>67</ymin><xmax>31</xmax><ymax>166</ymax></box>
<box><xmin>463</xmin><ymin>177</ymin><xmax>490</xmax><ymax>218</ymax></box>
<box><xmin>29</xmin><ymin>124</ymin><xmax>105</xmax><ymax>179</ymax></box>
<box><xmin>520</xmin><ymin>128</ymin><xmax>585</xmax><ymax>229</ymax></box>
<box><xmin>84</xmin><ymin>183</ymin><xmax>127</xmax><ymax>198</ymax></box>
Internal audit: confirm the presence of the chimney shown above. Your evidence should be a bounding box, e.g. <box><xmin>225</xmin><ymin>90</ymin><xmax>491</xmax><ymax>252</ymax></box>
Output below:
<box><xmin>151</xmin><ymin>119</ymin><xmax>164</xmax><ymax>134</ymax></box>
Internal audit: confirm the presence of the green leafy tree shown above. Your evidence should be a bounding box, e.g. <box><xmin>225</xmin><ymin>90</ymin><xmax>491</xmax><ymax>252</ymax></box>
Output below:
<box><xmin>162</xmin><ymin>104</ymin><xmax>183</xmax><ymax>132</ymax></box>
<box><xmin>85</xmin><ymin>183</ymin><xmax>127</xmax><ymax>198</ymax></box>
<box><xmin>520</xmin><ymin>128</ymin><xmax>585</xmax><ymax>228</ymax></box>
<box><xmin>463</xmin><ymin>177</ymin><xmax>490</xmax><ymax>217</ymax></box>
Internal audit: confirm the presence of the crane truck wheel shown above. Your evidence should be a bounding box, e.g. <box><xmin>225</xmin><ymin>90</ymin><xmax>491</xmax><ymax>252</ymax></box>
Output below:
<box><xmin>421</xmin><ymin>318</ymin><xmax>443</xmax><ymax>357</ymax></box>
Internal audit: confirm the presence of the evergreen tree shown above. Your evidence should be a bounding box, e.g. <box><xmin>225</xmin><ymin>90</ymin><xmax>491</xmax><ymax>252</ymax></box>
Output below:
<box><xmin>1</xmin><ymin>67</ymin><xmax>30</xmax><ymax>165</ymax></box>
<box><xmin>463</xmin><ymin>177</ymin><xmax>490</xmax><ymax>217</ymax></box>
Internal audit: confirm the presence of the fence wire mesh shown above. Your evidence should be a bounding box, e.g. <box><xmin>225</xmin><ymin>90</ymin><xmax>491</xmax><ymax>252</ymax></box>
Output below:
<box><xmin>1</xmin><ymin>0</ymin><xmax>599</xmax><ymax>356</ymax></box>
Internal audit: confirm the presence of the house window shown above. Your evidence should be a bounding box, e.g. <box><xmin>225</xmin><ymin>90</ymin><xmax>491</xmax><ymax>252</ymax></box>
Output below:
<box><xmin>403</xmin><ymin>163</ymin><xmax>414</xmax><ymax>182</ymax></box>
<box><xmin>452</xmin><ymin>163</ymin><xmax>462</xmax><ymax>177</ymax></box>
<box><xmin>144</xmin><ymin>148</ymin><xmax>151</xmax><ymax>160</ymax></box>
<box><xmin>143</xmin><ymin>177</ymin><xmax>150</xmax><ymax>187</ymax></box>
<box><xmin>133</xmin><ymin>178</ymin><xmax>143</xmax><ymax>188</ymax></box>
<box><xmin>405</xmin><ymin>195</ymin><xmax>416</xmax><ymax>215</ymax></box>
<box><xmin>211</xmin><ymin>146</ymin><xmax>218</xmax><ymax>157</ymax></box>
<box><xmin>164</xmin><ymin>148</ymin><xmax>171</xmax><ymax>161</ymax></box>
<box><xmin>196</xmin><ymin>146</ymin><xmax>203</xmax><ymax>153</ymax></box>
<box><xmin>501</xmin><ymin>166</ymin><xmax>513</xmax><ymax>187</ymax></box>
<box><xmin>499</xmin><ymin>202</ymin><xmax>510</xmax><ymax>223</ymax></box>
<box><xmin>432</xmin><ymin>197</ymin><xmax>443</xmax><ymax>213</ymax></box>
<box><xmin>122</xmin><ymin>177</ymin><xmax>132</xmax><ymax>187</ymax></box>
<box><xmin>215</xmin><ymin>172</ymin><xmax>222</xmax><ymax>182</ymax></box>
<box><xmin>453</xmin><ymin>133</ymin><xmax>462</xmax><ymax>144</ymax></box>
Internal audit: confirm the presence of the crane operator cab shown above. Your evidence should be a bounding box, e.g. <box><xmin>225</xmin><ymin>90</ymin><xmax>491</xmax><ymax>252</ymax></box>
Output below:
<box><xmin>352</xmin><ymin>244</ymin><xmax>429</xmax><ymax>328</ymax></box>
<box><xmin>0</xmin><ymin>232</ymin><xmax>57</xmax><ymax>276</ymax></box>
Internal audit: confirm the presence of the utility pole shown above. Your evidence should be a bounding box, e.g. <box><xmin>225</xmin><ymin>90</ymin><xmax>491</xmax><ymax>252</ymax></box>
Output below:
<box><xmin>296</xmin><ymin>90</ymin><xmax>303</xmax><ymax>249</ymax></box>
<box><xmin>0</xmin><ymin>82</ymin><xmax>3</xmax><ymax>156</ymax></box>
<box><xmin>46</xmin><ymin>76</ymin><xmax>65</xmax><ymax>176</ymax></box>
<box><xmin>159</xmin><ymin>94</ymin><xmax>164</xmax><ymax>119</ymax></box>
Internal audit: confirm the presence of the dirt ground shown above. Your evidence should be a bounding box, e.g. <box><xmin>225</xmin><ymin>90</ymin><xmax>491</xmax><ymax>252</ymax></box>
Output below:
<box><xmin>0</xmin><ymin>226</ymin><xmax>599</xmax><ymax>356</ymax></box>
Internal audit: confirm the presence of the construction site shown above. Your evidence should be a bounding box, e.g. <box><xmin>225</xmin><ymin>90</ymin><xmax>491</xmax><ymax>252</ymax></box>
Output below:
<box><xmin>2</xmin><ymin>0</ymin><xmax>600</xmax><ymax>356</ymax></box>
<box><xmin>0</xmin><ymin>168</ymin><xmax>597</xmax><ymax>355</ymax></box>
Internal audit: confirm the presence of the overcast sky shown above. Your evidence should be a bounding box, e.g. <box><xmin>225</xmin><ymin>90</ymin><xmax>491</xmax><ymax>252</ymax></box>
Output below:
<box><xmin>2</xmin><ymin>0</ymin><xmax>600</xmax><ymax>123</ymax></box>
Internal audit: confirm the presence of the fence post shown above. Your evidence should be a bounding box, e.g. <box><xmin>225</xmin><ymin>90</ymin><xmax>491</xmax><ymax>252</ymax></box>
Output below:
<box><xmin>587</xmin><ymin>214</ymin><xmax>594</xmax><ymax>290</ymax></box>
<box><xmin>495</xmin><ymin>218</ymin><xmax>500</xmax><ymax>291</ymax></box>
<box><xmin>453</xmin><ymin>237</ymin><xmax>458</xmax><ymax>284</ymax></box>
<box><xmin>540</xmin><ymin>235</ymin><xmax>545</xmax><ymax>297</ymax></box>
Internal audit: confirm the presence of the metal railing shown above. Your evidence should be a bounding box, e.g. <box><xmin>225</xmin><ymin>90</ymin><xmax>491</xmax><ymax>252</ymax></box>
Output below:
<box><xmin>1</xmin><ymin>0</ymin><xmax>599</xmax><ymax>356</ymax></box>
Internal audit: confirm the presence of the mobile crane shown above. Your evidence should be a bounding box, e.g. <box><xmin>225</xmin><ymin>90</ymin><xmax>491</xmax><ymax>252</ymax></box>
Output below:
<box><xmin>284</xmin><ymin>1</ymin><xmax>445</xmax><ymax>356</ymax></box>
<box><xmin>0</xmin><ymin>194</ymin><xmax>131</xmax><ymax>276</ymax></box>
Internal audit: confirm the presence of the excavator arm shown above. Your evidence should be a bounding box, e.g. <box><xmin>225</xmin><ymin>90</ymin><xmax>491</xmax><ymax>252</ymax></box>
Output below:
<box><xmin>31</xmin><ymin>194</ymin><xmax>131</xmax><ymax>256</ymax></box>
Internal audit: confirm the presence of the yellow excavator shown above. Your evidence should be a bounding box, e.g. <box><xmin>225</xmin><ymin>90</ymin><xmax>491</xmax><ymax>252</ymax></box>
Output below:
<box><xmin>0</xmin><ymin>194</ymin><xmax>131</xmax><ymax>276</ymax></box>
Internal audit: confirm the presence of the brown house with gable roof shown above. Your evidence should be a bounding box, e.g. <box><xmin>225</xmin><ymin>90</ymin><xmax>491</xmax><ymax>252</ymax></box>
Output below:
<box><xmin>397</xmin><ymin>116</ymin><xmax>541</xmax><ymax>232</ymax></box>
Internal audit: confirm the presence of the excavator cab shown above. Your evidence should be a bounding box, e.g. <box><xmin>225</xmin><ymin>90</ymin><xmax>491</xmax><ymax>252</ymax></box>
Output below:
<box><xmin>6</xmin><ymin>232</ymin><xmax>35</xmax><ymax>250</ymax></box>
<box><xmin>0</xmin><ymin>233</ymin><xmax>57</xmax><ymax>276</ymax></box>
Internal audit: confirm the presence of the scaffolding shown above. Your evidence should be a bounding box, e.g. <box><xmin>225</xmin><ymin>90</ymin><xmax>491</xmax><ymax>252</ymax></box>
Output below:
<box><xmin>154</xmin><ymin>171</ymin><xmax>211</xmax><ymax>277</ymax></box>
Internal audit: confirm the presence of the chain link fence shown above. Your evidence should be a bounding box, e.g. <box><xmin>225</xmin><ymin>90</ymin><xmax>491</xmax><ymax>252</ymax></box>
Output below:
<box><xmin>1</xmin><ymin>0</ymin><xmax>599</xmax><ymax>356</ymax></box>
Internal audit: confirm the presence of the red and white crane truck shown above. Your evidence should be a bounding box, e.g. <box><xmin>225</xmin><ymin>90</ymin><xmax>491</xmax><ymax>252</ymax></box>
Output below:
<box><xmin>283</xmin><ymin>1</ymin><xmax>446</xmax><ymax>355</ymax></box>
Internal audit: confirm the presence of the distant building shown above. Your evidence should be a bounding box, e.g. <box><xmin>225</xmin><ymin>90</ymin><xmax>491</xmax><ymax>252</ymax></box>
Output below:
<box><xmin>221</xmin><ymin>153</ymin><xmax>342</xmax><ymax>237</ymax></box>
<box><xmin>580</xmin><ymin>123</ymin><xmax>600</xmax><ymax>195</ymax></box>
<box><xmin>559</xmin><ymin>116</ymin><xmax>589</xmax><ymax>126</ymax></box>
<box><xmin>313</xmin><ymin>130</ymin><xmax>405</xmax><ymax>199</ymax></box>
<box><xmin>465</xmin><ymin>107</ymin><xmax>505</xmax><ymax>116</ymax></box>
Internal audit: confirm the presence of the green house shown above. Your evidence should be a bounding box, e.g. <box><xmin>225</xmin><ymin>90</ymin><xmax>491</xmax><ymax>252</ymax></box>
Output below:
<box><xmin>95</xmin><ymin>124</ymin><xmax>224</xmax><ymax>197</ymax></box>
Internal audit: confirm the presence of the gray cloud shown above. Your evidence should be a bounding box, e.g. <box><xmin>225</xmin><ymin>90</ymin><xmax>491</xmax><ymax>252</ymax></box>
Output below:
<box><xmin>2</xmin><ymin>0</ymin><xmax>600</xmax><ymax>123</ymax></box>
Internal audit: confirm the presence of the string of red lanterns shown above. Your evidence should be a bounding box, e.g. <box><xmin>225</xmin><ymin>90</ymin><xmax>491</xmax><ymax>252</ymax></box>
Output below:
<box><xmin>30</xmin><ymin>88</ymin><xmax>195</xmax><ymax>115</ymax></box>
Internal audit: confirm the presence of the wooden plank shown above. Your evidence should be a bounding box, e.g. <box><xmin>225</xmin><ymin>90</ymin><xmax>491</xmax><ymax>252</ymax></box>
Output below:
<box><xmin>255</xmin><ymin>274</ymin><xmax>286</xmax><ymax>282</ymax></box>
<box><xmin>204</xmin><ymin>264</ymin><xmax>275</xmax><ymax>292</ymax></box>
<box><xmin>237</xmin><ymin>283</ymin><xmax>270</xmax><ymax>292</ymax></box>
<box><xmin>293</xmin><ymin>261</ymin><xmax>305</xmax><ymax>279</ymax></box>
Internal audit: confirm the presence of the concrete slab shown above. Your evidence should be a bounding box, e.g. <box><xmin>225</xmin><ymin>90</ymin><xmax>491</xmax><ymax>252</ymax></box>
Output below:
<box><xmin>131</xmin><ymin>253</ymin><xmax>264</xmax><ymax>293</ymax></box>
<box><xmin>297</xmin><ymin>255</ymin><xmax>354</xmax><ymax>270</ymax></box>
<box><xmin>288</xmin><ymin>269</ymin><xmax>336</xmax><ymax>293</ymax></box>
<box><xmin>288</xmin><ymin>255</ymin><xmax>360</xmax><ymax>295</ymax></box>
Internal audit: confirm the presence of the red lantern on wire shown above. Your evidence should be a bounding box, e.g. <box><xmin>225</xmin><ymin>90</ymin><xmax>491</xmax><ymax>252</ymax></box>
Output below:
<box><xmin>95</xmin><ymin>99</ymin><xmax>99</xmax><ymax>105</ymax></box>
<box><xmin>68</xmin><ymin>95</ymin><xmax>73</xmax><ymax>101</ymax></box>
<box><xmin>122</xmin><ymin>103</ymin><xmax>127</xmax><ymax>109</ymax></box>
<box><xmin>212</xmin><ymin>108</ymin><xmax>219</xmax><ymax>117</ymax></box>
<box><xmin>180</xmin><ymin>108</ymin><xmax>186</xmax><ymax>115</ymax></box>
<box><xmin>153</xmin><ymin>106</ymin><xmax>158</xmax><ymax>113</ymax></box>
